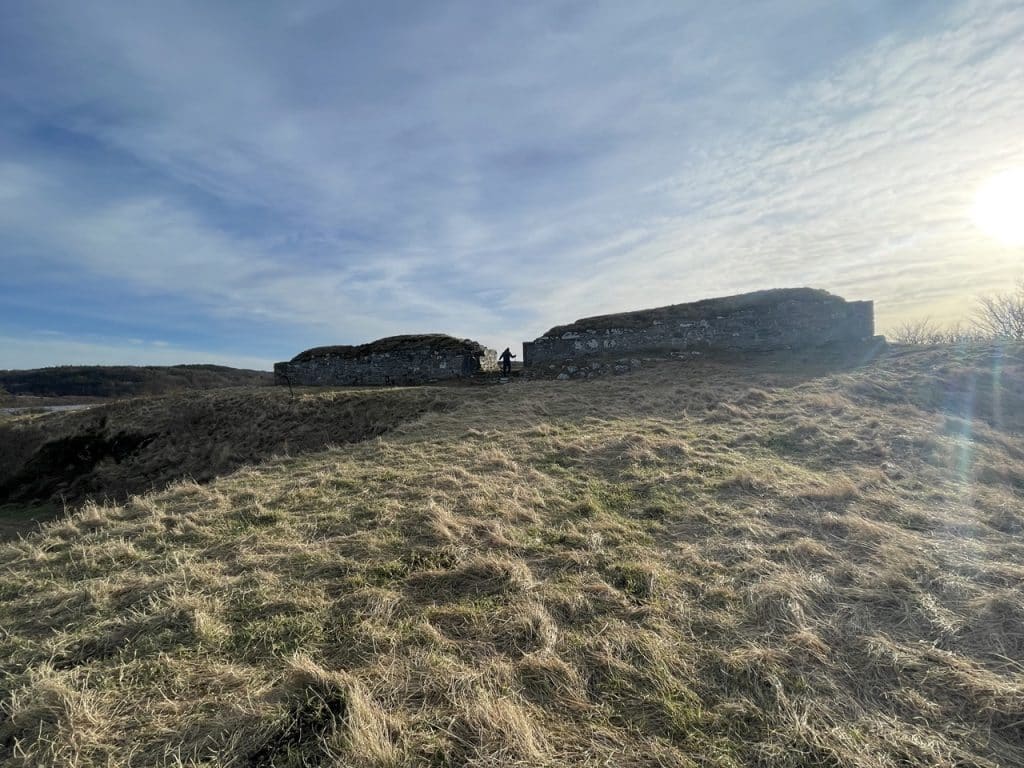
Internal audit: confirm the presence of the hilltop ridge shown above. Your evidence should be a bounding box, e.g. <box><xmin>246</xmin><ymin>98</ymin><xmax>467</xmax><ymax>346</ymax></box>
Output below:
<box><xmin>0</xmin><ymin>364</ymin><xmax>271</xmax><ymax>399</ymax></box>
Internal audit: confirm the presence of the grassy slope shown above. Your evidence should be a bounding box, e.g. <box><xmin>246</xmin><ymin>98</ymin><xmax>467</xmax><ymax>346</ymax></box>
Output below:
<box><xmin>0</xmin><ymin>387</ymin><xmax>458</xmax><ymax>515</ymax></box>
<box><xmin>1</xmin><ymin>346</ymin><xmax>1023</xmax><ymax>767</ymax></box>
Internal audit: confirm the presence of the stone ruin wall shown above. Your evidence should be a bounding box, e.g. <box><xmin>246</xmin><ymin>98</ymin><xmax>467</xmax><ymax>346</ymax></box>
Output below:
<box><xmin>523</xmin><ymin>298</ymin><xmax>874</xmax><ymax>368</ymax></box>
<box><xmin>275</xmin><ymin>347</ymin><xmax>497</xmax><ymax>387</ymax></box>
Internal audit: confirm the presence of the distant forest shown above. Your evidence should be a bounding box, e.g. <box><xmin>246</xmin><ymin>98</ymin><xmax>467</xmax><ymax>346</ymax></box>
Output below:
<box><xmin>0</xmin><ymin>364</ymin><xmax>272</xmax><ymax>398</ymax></box>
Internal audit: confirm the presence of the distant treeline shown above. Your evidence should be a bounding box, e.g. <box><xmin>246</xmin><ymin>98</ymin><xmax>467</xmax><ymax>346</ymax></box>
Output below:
<box><xmin>0</xmin><ymin>364</ymin><xmax>272</xmax><ymax>398</ymax></box>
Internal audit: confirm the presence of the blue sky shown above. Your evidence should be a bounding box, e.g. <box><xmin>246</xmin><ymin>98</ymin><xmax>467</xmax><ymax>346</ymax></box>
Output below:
<box><xmin>1</xmin><ymin>0</ymin><xmax>1022</xmax><ymax>370</ymax></box>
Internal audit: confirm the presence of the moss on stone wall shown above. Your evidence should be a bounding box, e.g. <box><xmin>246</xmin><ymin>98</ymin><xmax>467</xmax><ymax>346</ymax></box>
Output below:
<box><xmin>543</xmin><ymin>287</ymin><xmax>842</xmax><ymax>337</ymax></box>
<box><xmin>291</xmin><ymin>335</ymin><xmax>487</xmax><ymax>362</ymax></box>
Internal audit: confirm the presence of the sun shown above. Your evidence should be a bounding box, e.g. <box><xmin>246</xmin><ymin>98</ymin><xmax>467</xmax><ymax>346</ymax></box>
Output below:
<box><xmin>972</xmin><ymin>168</ymin><xmax>1024</xmax><ymax>247</ymax></box>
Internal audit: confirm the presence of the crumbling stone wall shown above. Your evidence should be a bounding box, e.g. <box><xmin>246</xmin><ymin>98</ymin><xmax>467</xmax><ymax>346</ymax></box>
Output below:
<box><xmin>275</xmin><ymin>336</ymin><xmax>497</xmax><ymax>387</ymax></box>
<box><xmin>523</xmin><ymin>288</ymin><xmax>874</xmax><ymax>368</ymax></box>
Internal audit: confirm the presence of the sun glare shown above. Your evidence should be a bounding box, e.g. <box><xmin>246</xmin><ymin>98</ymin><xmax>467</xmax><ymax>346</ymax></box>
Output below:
<box><xmin>972</xmin><ymin>168</ymin><xmax>1024</xmax><ymax>247</ymax></box>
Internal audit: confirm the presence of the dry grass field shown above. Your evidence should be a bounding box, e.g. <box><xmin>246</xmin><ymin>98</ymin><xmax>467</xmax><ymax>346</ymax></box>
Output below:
<box><xmin>0</xmin><ymin>387</ymin><xmax>457</xmax><ymax>524</ymax></box>
<box><xmin>1</xmin><ymin>343</ymin><xmax>1023</xmax><ymax>767</ymax></box>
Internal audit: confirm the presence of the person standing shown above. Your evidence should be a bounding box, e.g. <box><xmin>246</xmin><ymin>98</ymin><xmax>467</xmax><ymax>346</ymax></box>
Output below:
<box><xmin>498</xmin><ymin>347</ymin><xmax>516</xmax><ymax>376</ymax></box>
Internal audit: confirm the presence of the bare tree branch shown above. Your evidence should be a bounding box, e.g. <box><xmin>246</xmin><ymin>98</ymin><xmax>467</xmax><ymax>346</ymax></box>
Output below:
<box><xmin>973</xmin><ymin>280</ymin><xmax>1024</xmax><ymax>340</ymax></box>
<box><xmin>890</xmin><ymin>318</ymin><xmax>990</xmax><ymax>345</ymax></box>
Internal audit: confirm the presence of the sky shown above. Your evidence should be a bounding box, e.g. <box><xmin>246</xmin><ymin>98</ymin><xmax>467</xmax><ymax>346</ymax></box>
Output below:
<box><xmin>1</xmin><ymin>0</ymin><xmax>1022</xmax><ymax>370</ymax></box>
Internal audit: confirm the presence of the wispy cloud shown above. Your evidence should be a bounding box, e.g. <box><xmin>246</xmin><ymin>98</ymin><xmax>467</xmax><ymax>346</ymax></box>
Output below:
<box><xmin>0</xmin><ymin>0</ymin><xmax>1021</xmax><ymax>368</ymax></box>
